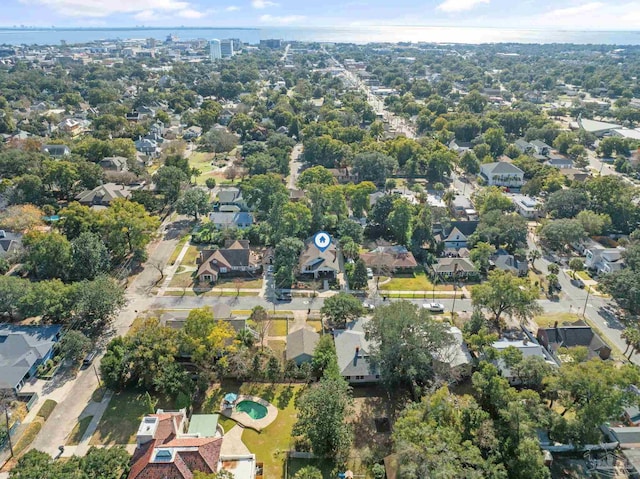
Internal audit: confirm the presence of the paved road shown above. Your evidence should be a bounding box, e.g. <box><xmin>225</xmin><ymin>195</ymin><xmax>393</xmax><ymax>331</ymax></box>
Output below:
<box><xmin>287</xmin><ymin>143</ymin><xmax>303</xmax><ymax>189</ymax></box>
<box><xmin>26</xmin><ymin>217</ymin><xmax>191</xmax><ymax>457</ymax></box>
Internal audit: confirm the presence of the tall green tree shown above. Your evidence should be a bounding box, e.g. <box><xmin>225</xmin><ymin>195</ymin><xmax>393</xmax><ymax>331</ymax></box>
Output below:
<box><xmin>293</xmin><ymin>375</ymin><xmax>353</xmax><ymax>459</ymax></box>
<box><xmin>320</xmin><ymin>292</ymin><xmax>365</xmax><ymax>327</ymax></box>
<box><xmin>176</xmin><ymin>188</ymin><xmax>211</xmax><ymax>220</ymax></box>
<box><xmin>471</xmin><ymin>270</ymin><xmax>541</xmax><ymax>328</ymax></box>
<box><xmin>366</xmin><ymin>301</ymin><xmax>453</xmax><ymax>395</ymax></box>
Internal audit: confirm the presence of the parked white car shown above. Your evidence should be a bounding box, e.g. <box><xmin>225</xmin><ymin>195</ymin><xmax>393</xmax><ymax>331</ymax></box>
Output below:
<box><xmin>422</xmin><ymin>302</ymin><xmax>445</xmax><ymax>313</ymax></box>
<box><xmin>366</xmin><ymin>267</ymin><xmax>374</xmax><ymax>279</ymax></box>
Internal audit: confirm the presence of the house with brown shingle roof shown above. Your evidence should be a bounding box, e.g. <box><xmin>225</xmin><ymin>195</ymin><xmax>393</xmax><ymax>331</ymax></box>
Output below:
<box><xmin>196</xmin><ymin>240</ymin><xmax>261</xmax><ymax>284</ymax></box>
<box><xmin>359</xmin><ymin>245</ymin><xmax>418</xmax><ymax>274</ymax></box>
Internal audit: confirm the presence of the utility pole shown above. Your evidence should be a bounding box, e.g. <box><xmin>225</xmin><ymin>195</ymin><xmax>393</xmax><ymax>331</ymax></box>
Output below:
<box><xmin>451</xmin><ymin>263</ymin><xmax>459</xmax><ymax>321</ymax></box>
<box><xmin>93</xmin><ymin>364</ymin><xmax>102</xmax><ymax>389</ymax></box>
<box><xmin>1</xmin><ymin>393</ymin><xmax>14</xmax><ymax>458</ymax></box>
<box><xmin>582</xmin><ymin>286</ymin><xmax>591</xmax><ymax>318</ymax></box>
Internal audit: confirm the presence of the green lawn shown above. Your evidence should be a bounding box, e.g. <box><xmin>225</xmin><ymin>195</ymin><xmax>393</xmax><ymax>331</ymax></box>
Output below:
<box><xmin>36</xmin><ymin>399</ymin><xmax>57</xmax><ymax>420</ymax></box>
<box><xmin>268</xmin><ymin>319</ymin><xmax>289</xmax><ymax>337</ymax></box>
<box><xmin>379</xmin><ymin>272</ymin><xmax>453</xmax><ymax>291</ymax></box>
<box><xmin>534</xmin><ymin>312</ymin><xmax>580</xmax><ymax>328</ymax></box>
<box><xmin>90</xmin><ymin>391</ymin><xmax>173</xmax><ymax>445</ymax></box>
<box><xmin>182</xmin><ymin>245</ymin><xmax>201</xmax><ymax>266</ymax></box>
<box><xmin>215</xmin><ymin>278</ymin><xmax>264</xmax><ymax>289</ymax></box>
<box><xmin>287</xmin><ymin>458</ymin><xmax>334</xmax><ymax>478</ymax></box>
<box><xmin>168</xmin><ymin>236</ymin><xmax>189</xmax><ymax>265</ymax></box>
<box><xmin>576</xmin><ymin>271</ymin><xmax>592</xmax><ymax>281</ymax></box>
<box><xmin>202</xmin><ymin>382</ymin><xmax>304</xmax><ymax>479</ymax></box>
<box><xmin>67</xmin><ymin>415</ymin><xmax>93</xmax><ymax>445</ymax></box>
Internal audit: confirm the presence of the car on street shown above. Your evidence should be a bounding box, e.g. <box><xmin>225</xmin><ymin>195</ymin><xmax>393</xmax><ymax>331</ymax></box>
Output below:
<box><xmin>571</xmin><ymin>278</ymin><xmax>585</xmax><ymax>288</ymax></box>
<box><xmin>422</xmin><ymin>302</ymin><xmax>445</xmax><ymax>313</ymax></box>
<box><xmin>275</xmin><ymin>291</ymin><xmax>292</xmax><ymax>302</ymax></box>
<box><xmin>266</xmin><ymin>265</ymin><xmax>274</xmax><ymax>274</ymax></box>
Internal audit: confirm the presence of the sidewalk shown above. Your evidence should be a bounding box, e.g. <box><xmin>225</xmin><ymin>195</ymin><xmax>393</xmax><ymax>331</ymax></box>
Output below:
<box><xmin>158</xmin><ymin>240</ymin><xmax>191</xmax><ymax>295</ymax></box>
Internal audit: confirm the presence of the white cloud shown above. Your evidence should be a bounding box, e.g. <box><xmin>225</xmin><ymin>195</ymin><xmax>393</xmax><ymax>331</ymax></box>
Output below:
<box><xmin>259</xmin><ymin>14</ymin><xmax>305</xmax><ymax>24</ymax></box>
<box><xmin>436</xmin><ymin>0</ymin><xmax>489</xmax><ymax>13</ymax></box>
<box><xmin>528</xmin><ymin>1</ymin><xmax>640</xmax><ymax>29</ymax></box>
<box><xmin>134</xmin><ymin>9</ymin><xmax>156</xmax><ymax>21</ymax></box>
<box><xmin>20</xmin><ymin>0</ymin><xmax>192</xmax><ymax>17</ymax></box>
<box><xmin>251</xmin><ymin>0</ymin><xmax>278</xmax><ymax>9</ymax></box>
<box><xmin>542</xmin><ymin>1</ymin><xmax>604</xmax><ymax>17</ymax></box>
<box><xmin>225</xmin><ymin>5</ymin><xmax>240</xmax><ymax>11</ymax></box>
<box><xmin>177</xmin><ymin>8</ymin><xmax>207</xmax><ymax>18</ymax></box>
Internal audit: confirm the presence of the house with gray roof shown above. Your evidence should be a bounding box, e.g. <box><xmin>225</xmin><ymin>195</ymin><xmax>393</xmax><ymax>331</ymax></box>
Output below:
<box><xmin>578</xmin><ymin>117</ymin><xmax>622</xmax><ymax>137</ymax></box>
<box><xmin>432</xmin><ymin>326</ymin><xmax>473</xmax><ymax>379</ymax></box>
<box><xmin>491</xmin><ymin>337</ymin><xmax>557</xmax><ymax>385</ymax></box>
<box><xmin>479</xmin><ymin>162</ymin><xmax>525</xmax><ymax>189</ymax></box>
<box><xmin>208</xmin><ymin>212</ymin><xmax>254</xmax><ymax>230</ymax></box>
<box><xmin>75</xmin><ymin>183</ymin><xmax>133</xmax><ymax>207</ymax></box>
<box><xmin>432</xmin><ymin>257</ymin><xmax>478</xmax><ymax>279</ymax></box>
<box><xmin>299</xmin><ymin>235</ymin><xmax>342</xmax><ymax>279</ymax></box>
<box><xmin>537</xmin><ymin>321</ymin><xmax>611</xmax><ymax>362</ymax></box>
<box><xmin>0</xmin><ymin>230</ymin><xmax>22</xmax><ymax>259</ymax></box>
<box><xmin>99</xmin><ymin>156</ymin><xmax>128</xmax><ymax>172</ymax></box>
<box><xmin>286</xmin><ymin>327</ymin><xmax>320</xmax><ymax>365</ymax></box>
<box><xmin>434</xmin><ymin>221</ymin><xmax>479</xmax><ymax>250</ymax></box>
<box><xmin>0</xmin><ymin>324</ymin><xmax>62</xmax><ymax>392</ymax></box>
<box><xmin>491</xmin><ymin>251</ymin><xmax>528</xmax><ymax>276</ymax></box>
<box><xmin>334</xmin><ymin>319</ymin><xmax>379</xmax><ymax>384</ymax></box>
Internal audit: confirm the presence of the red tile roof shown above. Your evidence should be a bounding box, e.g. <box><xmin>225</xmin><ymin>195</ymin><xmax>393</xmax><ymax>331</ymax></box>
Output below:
<box><xmin>127</xmin><ymin>437</ymin><xmax>223</xmax><ymax>479</ymax></box>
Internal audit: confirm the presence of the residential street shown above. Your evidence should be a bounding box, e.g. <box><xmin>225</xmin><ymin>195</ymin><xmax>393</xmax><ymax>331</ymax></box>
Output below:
<box><xmin>25</xmin><ymin>217</ymin><xmax>191</xmax><ymax>457</ymax></box>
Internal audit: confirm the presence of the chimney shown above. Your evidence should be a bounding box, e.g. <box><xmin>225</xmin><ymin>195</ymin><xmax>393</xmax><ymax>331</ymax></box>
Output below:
<box><xmin>553</xmin><ymin>321</ymin><xmax>558</xmax><ymax>329</ymax></box>
<box><xmin>355</xmin><ymin>346</ymin><xmax>360</xmax><ymax>357</ymax></box>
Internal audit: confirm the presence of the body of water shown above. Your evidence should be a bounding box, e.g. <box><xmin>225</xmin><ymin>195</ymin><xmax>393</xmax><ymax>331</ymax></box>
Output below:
<box><xmin>1</xmin><ymin>26</ymin><xmax>640</xmax><ymax>46</ymax></box>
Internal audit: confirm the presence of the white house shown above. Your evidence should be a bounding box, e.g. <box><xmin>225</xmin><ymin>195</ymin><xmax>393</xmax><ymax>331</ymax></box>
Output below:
<box><xmin>584</xmin><ymin>244</ymin><xmax>625</xmax><ymax>274</ymax></box>
<box><xmin>479</xmin><ymin>162</ymin><xmax>525</xmax><ymax>189</ymax></box>
<box><xmin>510</xmin><ymin>194</ymin><xmax>541</xmax><ymax>219</ymax></box>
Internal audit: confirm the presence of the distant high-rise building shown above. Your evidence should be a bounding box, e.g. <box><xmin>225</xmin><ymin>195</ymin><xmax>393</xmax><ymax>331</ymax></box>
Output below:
<box><xmin>260</xmin><ymin>39</ymin><xmax>282</xmax><ymax>49</ymax></box>
<box><xmin>210</xmin><ymin>39</ymin><xmax>222</xmax><ymax>60</ymax></box>
<box><xmin>220</xmin><ymin>39</ymin><xmax>234</xmax><ymax>58</ymax></box>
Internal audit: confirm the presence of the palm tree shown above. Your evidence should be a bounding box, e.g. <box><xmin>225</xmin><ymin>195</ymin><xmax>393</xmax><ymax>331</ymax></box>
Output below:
<box><xmin>443</xmin><ymin>189</ymin><xmax>456</xmax><ymax>212</ymax></box>
<box><xmin>528</xmin><ymin>249</ymin><xmax>541</xmax><ymax>265</ymax></box>
<box><xmin>622</xmin><ymin>327</ymin><xmax>640</xmax><ymax>359</ymax></box>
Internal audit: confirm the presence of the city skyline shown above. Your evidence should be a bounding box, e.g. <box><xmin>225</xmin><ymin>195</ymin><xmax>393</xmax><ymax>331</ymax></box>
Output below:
<box><xmin>4</xmin><ymin>0</ymin><xmax>640</xmax><ymax>31</ymax></box>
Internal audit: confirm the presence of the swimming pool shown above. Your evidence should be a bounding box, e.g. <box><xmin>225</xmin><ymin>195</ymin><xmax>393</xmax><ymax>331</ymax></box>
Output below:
<box><xmin>236</xmin><ymin>400</ymin><xmax>268</xmax><ymax>420</ymax></box>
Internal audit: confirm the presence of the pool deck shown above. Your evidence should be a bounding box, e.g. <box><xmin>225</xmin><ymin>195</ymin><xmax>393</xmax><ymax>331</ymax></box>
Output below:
<box><xmin>220</xmin><ymin>395</ymin><xmax>278</xmax><ymax>432</ymax></box>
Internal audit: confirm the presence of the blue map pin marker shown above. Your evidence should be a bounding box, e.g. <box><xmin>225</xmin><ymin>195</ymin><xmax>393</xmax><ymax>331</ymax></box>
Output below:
<box><xmin>313</xmin><ymin>232</ymin><xmax>331</xmax><ymax>253</ymax></box>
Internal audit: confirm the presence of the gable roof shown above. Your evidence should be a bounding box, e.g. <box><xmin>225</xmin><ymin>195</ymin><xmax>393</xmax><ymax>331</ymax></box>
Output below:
<box><xmin>75</xmin><ymin>183</ymin><xmax>132</xmax><ymax>205</ymax></box>
<box><xmin>334</xmin><ymin>328</ymin><xmax>377</xmax><ymax>377</ymax></box>
<box><xmin>0</xmin><ymin>324</ymin><xmax>62</xmax><ymax>389</ymax></box>
<box><xmin>197</xmin><ymin>240</ymin><xmax>257</xmax><ymax>278</ymax></box>
<box><xmin>208</xmin><ymin>212</ymin><xmax>253</xmax><ymax>227</ymax></box>
<box><xmin>299</xmin><ymin>236</ymin><xmax>340</xmax><ymax>272</ymax></box>
<box><xmin>537</xmin><ymin>322</ymin><xmax>610</xmax><ymax>360</ymax></box>
<box><xmin>432</xmin><ymin>326</ymin><xmax>472</xmax><ymax>369</ymax></box>
<box><xmin>433</xmin><ymin>257</ymin><xmax>477</xmax><ymax>274</ymax></box>
<box><xmin>286</xmin><ymin>327</ymin><xmax>320</xmax><ymax>361</ymax></box>
<box><xmin>446</xmin><ymin>221</ymin><xmax>478</xmax><ymax>238</ymax></box>
<box><xmin>359</xmin><ymin>245</ymin><xmax>418</xmax><ymax>270</ymax></box>
<box><xmin>481</xmin><ymin>162</ymin><xmax>525</xmax><ymax>176</ymax></box>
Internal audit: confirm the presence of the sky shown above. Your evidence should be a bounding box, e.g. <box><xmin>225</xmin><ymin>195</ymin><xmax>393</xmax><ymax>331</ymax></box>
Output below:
<box><xmin>3</xmin><ymin>0</ymin><xmax>640</xmax><ymax>30</ymax></box>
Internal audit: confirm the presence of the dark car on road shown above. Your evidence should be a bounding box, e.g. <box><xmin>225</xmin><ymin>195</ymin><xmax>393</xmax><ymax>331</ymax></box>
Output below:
<box><xmin>275</xmin><ymin>291</ymin><xmax>292</xmax><ymax>302</ymax></box>
<box><xmin>571</xmin><ymin>278</ymin><xmax>585</xmax><ymax>289</ymax></box>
